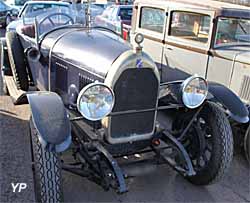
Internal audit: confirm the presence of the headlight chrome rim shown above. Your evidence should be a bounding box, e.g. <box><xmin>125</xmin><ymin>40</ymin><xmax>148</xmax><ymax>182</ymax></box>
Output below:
<box><xmin>181</xmin><ymin>76</ymin><xmax>208</xmax><ymax>109</ymax></box>
<box><xmin>77</xmin><ymin>83</ymin><xmax>115</xmax><ymax>121</ymax></box>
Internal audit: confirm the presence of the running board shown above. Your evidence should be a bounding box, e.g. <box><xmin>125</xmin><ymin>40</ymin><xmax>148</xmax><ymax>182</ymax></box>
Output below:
<box><xmin>4</xmin><ymin>75</ymin><xmax>28</xmax><ymax>105</ymax></box>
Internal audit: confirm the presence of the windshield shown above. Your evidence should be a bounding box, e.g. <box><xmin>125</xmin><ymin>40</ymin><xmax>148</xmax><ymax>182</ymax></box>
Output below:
<box><xmin>119</xmin><ymin>7</ymin><xmax>132</xmax><ymax>21</ymax></box>
<box><xmin>20</xmin><ymin>3</ymin><xmax>69</xmax><ymax>18</ymax></box>
<box><xmin>215</xmin><ymin>17</ymin><xmax>250</xmax><ymax>46</ymax></box>
<box><xmin>14</xmin><ymin>0</ymin><xmax>27</xmax><ymax>6</ymax></box>
<box><xmin>20</xmin><ymin>7</ymin><xmax>78</xmax><ymax>38</ymax></box>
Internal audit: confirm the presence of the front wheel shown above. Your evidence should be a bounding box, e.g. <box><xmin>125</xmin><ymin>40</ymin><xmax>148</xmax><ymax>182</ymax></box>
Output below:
<box><xmin>174</xmin><ymin>102</ymin><xmax>233</xmax><ymax>185</ymax></box>
<box><xmin>30</xmin><ymin>118</ymin><xmax>63</xmax><ymax>202</ymax></box>
<box><xmin>6</xmin><ymin>32</ymin><xmax>29</xmax><ymax>90</ymax></box>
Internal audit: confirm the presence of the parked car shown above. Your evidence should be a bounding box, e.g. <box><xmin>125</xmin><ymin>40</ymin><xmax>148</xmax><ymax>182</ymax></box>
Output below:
<box><xmin>73</xmin><ymin>2</ymin><xmax>104</xmax><ymax>24</ymax></box>
<box><xmin>6</xmin><ymin>0</ymin><xmax>70</xmax><ymax>32</ymax></box>
<box><xmin>0</xmin><ymin>0</ymin><xmax>18</xmax><ymax>27</ymax></box>
<box><xmin>130</xmin><ymin>0</ymin><xmax>250</xmax><ymax>163</ymax></box>
<box><xmin>5</xmin><ymin>0</ymin><xmax>28</xmax><ymax>10</ymax></box>
<box><xmin>95</xmin><ymin>4</ymin><xmax>133</xmax><ymax>36</ymax></box>
<box><xmin>1</xmin><ymin>7</ymin><xmax>234</xmax><ymax>202</ymax></box>
<box><xmin>92</xmin><ymin>2</ymin><xmax>113</xmax><ymax>9</ymax></box>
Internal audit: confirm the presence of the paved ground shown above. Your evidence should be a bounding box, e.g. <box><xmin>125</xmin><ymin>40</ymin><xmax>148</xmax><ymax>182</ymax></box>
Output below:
<box><xmin>0</xmin><ymin>28</ymin><xmax>249</xmax><ymax>203</ymax></box>
<box><xmin>0</xmin><ymin>93</ymin><xmax>250</xmax><ymax>203</ymax></box>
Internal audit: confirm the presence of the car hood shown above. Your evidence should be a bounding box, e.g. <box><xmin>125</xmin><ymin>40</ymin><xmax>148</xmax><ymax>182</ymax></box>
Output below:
<box><xmin>213</xmin><ymin>46</ymin><xmax>250</xmax><ymax>65</ymax></box>
<box><xmin>41</xmin><ymin>28</ymin><xmax>130</xmax><ymax>78</ymax></box>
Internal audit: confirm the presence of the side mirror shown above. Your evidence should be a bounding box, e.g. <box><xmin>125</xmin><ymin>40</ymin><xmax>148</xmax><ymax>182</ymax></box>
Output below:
<box><xmin>26</xmin><ymin>47</ymin><xmax>41</xmax><ymax>62</ymax></box>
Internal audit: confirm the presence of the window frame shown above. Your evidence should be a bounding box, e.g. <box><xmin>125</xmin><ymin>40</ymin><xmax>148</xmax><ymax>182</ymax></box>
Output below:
<box><xmin>138</xmin><ymin>6</ymin><xmax>166</xmax><ymax>34</ymax></box>
<box><xmin>213</xmin><ymin>16</ymin><xmax>250</xmax><ymax>48</ymax></box>
<box><xmin>168</xmin><ymin>10</ymin><xmax>211</xmax><ymax>44</ymax></box>
<box><xmin>165</xmin><ymin>8</ymin><xmax>214</xmax><ymax>50</ymax></box>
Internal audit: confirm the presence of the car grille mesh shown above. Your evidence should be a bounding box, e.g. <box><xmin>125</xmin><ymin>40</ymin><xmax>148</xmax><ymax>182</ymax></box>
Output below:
<box><xmin>239</xmin><ymin>75</ymin><xmax>250</xmax><ymax>102</ymax></box>
<box><xmin>110</xmin><ymin>68</ymin><xmax>159</xmax><ymax>139</ymax></box>
<box><xmin>55</xmin><ymin>62</ymin><xmax>68</xmax><ymax>92</ymax></box>
<box><xmin>79</xmin><ymin>73</ymin><xmax>94</xmax><ymax>90</ymax></box>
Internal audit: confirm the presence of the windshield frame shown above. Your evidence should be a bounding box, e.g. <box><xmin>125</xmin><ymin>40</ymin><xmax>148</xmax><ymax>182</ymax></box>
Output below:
<box><xmin>213</xmin><ymin>16</ymin><xmax>250</xmax><ymax>48</ymax></box>
<box><xmin>17</xmin><ymin>7</ymin><xmax>79</xmax><ymax>42</ymax></box>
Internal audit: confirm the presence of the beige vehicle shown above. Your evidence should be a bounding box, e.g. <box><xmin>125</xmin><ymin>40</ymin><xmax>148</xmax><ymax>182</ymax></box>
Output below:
<box><xmin>130</xmin><ymin>0</ymin><xmax>250</xmax><ymax>162</ymax></box>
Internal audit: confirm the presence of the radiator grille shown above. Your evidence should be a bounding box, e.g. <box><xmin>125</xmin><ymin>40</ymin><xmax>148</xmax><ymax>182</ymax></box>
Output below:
<box><xmin>239</xmin><ymin>75</ymin><xmax>250</xmax><ymax>102</ymax></box>
<box><xmin>110</xmin><ymin>68</ymin><xmax>159</xmax><ymax>139</ymax></box>
<box><xmin>55</xmin><ymin>62</ymin><xmax>68</xmax><ymax>92</ymax></box>
<box><xmin>79</xmin><ymin>73</ymin><xmax>94</xmax><ymax>90</ymax></box>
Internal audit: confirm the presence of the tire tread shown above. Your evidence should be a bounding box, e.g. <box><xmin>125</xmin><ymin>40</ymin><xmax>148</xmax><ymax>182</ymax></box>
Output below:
<box><xmin>6</xmin><ymin>32</ymin><xmax>29</xmax><ymax>90</ymax></box>
<box><xmin>30</xmin><ymin>120</ymin><xmax>63</xmax><ymax>202</ymax></box>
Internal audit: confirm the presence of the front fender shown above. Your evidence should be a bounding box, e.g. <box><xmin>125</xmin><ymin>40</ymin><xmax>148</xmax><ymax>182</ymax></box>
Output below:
<box><xmin>27</xmin><ymin>92</ymin><xmax>71</xmax><ymax>152</ymax></box>
<box><xmin>208</xmin><ymin>82</ymin><xmax>249</xmax><ymax>123</ymax></box>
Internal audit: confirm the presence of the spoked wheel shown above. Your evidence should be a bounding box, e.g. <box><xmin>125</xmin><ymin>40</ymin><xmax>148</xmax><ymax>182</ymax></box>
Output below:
<box><xmin>173</xmin><ymin>102</ymin><xmax>233</xmax><ymax>185</ymax></box>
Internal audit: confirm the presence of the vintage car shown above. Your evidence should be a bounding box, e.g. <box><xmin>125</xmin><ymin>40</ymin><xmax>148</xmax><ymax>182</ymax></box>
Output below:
<box><xmin>1</xmin><ymin>7</ymin><xmax>234</xmax><ymax>202</ymax></box>
<box><xmin>6</xmin><ymin>0</ymin><xmax>70</xmax><ymax>32</ymax></box>
<box><xmin>0</xmin><ymin>0</ymin><xmax>19</xmax><ymax>27</ymax></box>
<box><xmin>130</xmin><ymin>0</ymin><xmax>250</xmax><ymax>162</ymax></box>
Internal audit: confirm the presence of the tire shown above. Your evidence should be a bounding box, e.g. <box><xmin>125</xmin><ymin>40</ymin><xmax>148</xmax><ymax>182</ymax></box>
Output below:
<box><xmin>0</xmin><ymin>39</ymin><xmax>12</xmax><ymax>76</ymax></box>
<box><xmin>6</xmin><ymin>32</ymin><xmax>29</xmax><ymax>90</ymax></box>
<box><xmin>185</xmin><ymin>102</ymin><xmax>233</xmax><ymax>185</ymax></box>
<box><xmin>244</xmin><ymin>127</ymin><xmax>250</xmax><ymax>164</ymax></box>
<box><xmin>30</xmin><ymin>118</ymin><xmax>63</xmax><ymax>202</ymax></box>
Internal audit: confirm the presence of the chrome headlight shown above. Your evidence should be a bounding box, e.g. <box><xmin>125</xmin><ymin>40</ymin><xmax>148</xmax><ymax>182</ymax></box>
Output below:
<box><xmin>182</xmin><ymin>76</ymin><xmax>208</xmax><ymax>109</ymax></box>
<box><xmin>77</xmin><ymin>83</ymin><xmax>115</xmax><ymax>121</ymax></box>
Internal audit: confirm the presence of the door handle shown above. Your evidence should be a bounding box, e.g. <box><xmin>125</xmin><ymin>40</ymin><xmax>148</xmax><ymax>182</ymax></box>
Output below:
<box><xmin>167</xmin><ymin>47</ymin><xmax>173</xmax><ymax>50</ymax></box>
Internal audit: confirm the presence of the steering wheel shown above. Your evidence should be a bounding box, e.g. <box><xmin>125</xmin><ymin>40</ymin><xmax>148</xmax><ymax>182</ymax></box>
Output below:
<box><xmin>38</xmin><ymin>13</ymin><xmax>74</xmax><ymax>35</ymax></box>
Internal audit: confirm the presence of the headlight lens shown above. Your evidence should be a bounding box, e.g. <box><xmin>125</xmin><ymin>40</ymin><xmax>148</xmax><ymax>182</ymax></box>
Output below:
<box><xmin>182</xmin><ymin>76</ymin><xmax>208</xmax><ymax>109</ymax></box>
<box><xmin>77</xmin><ymin>83</ymin><xmax>115</xmax><ymax>121</ymax></box>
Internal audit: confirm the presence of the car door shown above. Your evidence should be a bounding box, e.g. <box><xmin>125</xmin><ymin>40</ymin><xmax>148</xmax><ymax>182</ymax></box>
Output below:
<box><xmin>163</xmin><ymin>8</ymin><xmax>214</xmax><ymax>82</ymax></box>
<box><xmin>132</xmin><ymin>5</ymin><xmax>167</xmax><ymax>77</ymax></box>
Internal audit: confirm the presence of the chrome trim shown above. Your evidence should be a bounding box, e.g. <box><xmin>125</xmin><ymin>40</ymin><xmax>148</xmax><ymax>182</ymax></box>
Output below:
<box><xmin>181</xmin><ymin>75</ymin><xmax>208</xmax><ymax>109</ymax></box>
<box><xmin>103</xmin><ymin>50</ymin><xmax>160</xmax><ymax>144</ymax></box>
<box><xmin>77</xmin><ymin>82</ymin><xmax>115</xmax><ymax>121</ymax></box>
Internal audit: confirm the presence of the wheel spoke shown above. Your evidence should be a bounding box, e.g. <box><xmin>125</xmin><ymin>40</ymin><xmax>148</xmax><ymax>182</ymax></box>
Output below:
<box><xmin>202</xmin><ymin>153</ymin><xmax>209</xmax><ymax>165</ymax></box>
<box><xmin>205</xmin><ymin>142</ymin><xmax>212</xmax><ymax>152</ymax></box>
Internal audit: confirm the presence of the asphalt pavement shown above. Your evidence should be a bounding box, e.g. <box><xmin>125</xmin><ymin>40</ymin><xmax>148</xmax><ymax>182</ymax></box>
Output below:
<box><xmin>0</xmin><ymin>28</ymin><xmax>249</xmax><ymax>203</ymax></box>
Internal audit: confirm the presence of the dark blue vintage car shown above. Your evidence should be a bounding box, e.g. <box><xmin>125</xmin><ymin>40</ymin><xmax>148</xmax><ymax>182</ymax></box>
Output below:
<box><xmin>1</xmin><ymin>7</ymin><xmax>234</xmax><ymax>203</ymax></box>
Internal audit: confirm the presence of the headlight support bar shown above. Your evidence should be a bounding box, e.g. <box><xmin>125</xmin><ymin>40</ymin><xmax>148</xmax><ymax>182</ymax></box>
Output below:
<box><xmin>69</xmin><ymin>103</ymin><xmax>184</xmax><ymax>121</ymax></box>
